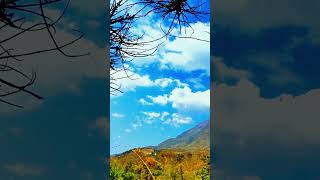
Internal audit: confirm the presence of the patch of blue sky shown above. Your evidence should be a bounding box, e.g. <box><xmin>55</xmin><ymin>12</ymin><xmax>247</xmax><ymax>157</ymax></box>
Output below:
<box><xmin>111</xmin><ymin>89</ymin><xmax>209</xmax><ymax>154</ymax></box>
<box><xmin>111</xmin><ymin>74</ymin><xmax>210</xmax><ymax>154</ymax></box>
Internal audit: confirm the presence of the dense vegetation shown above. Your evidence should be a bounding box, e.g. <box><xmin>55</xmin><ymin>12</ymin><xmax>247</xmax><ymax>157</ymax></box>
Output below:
<box><xmin>110</xmin><ymin>148</ymin><xmax>210</xmax><ymax>180</ymax></box>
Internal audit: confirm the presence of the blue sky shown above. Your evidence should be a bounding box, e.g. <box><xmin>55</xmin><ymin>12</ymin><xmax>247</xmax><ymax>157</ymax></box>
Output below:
<box><xmin>3</xmin><ymin>0</ymin><xmax>319</xmax><ymax>179</ymax></box>
<box><xmin>110</xmin><ymin>0</ymin><xmax>210</xmax><ymax>155</ymax></box>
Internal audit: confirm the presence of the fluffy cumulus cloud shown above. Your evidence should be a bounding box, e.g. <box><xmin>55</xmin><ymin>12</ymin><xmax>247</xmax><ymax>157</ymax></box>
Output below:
<box><xmin>146</xmin><ymin>86</ymin><xmax>210</xmax><ymax>111</ymax></box>
<box><xmin>170</xmin><ymin>86</ymin><xmax>210</xmax><ymax>110</ymax></box>
<box><xmin>146</xmin><ymin>95</ymin><xmax>169</xmax><ymax>106</ymax></box>
<box><xmin>131</xmin><ymin>20</ymin><xmax>210</xmax><ymax>75</ymax></box>
<box><xmin>159</xmin><ymin>22</ymin><xmax>210</xmax><ymax>74</ymax></box>
<box><xmin>112</xmin><ymin>71</ymin><xmax>154</xmax><ymax>93</ymax></box>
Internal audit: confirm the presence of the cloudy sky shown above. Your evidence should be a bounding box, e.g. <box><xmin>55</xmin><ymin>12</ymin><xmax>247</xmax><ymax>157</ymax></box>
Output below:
<box><xmin>1</xmin><ymin>0</ymin><xmax>319</xmax><ymax>179</ymax></box>
<box><xmin>110</xmin><ymin>0</ymin><xmax>210</xmax><ymax>155</ymax></box>
<box><xmin>213</xmin><ymin>0</ymin><xmax>320</xmax><ymax>179</ymax></box>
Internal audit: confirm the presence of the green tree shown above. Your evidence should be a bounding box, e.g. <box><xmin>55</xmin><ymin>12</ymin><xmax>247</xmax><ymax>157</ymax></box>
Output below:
<box><xmin>196</xmin><ymin>155</ymin><xmax>210</xmax><ymax>180</ymax></box>
<box><xmin>122</xmin><ymin>171</ymin><xmax>137</xmax><ymax>180</ymax></box>
<box><xmin>110</xmin><ymin>166</ymin><xmax>124</xmax><ymax>180</ymax></box>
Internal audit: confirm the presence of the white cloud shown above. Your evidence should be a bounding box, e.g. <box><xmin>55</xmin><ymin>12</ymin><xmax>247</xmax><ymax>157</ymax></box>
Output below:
<box><xmin>147</xmin><ymin>95</ymin><xmax>169</xmax><ymax>106</ymax></box>
<box><xmin>142</xmin><ymin>112</ymin><xmax>161</xmax><ymax>119</ymax></box>
<box><xmin>138</xmin><ymin>98</ymin><xmax>153</xmax><ymax>106</ymax></box>
<box><xmin>132</xmin><ymin>121</ymin><xmax>142</xmax><ymax>129</ymax></box>
<box><xmin>170</xmin><ymin>86</ymin><xmax>210</xmax><ymax>110</ymax></box>
<box><xmin>187</xmin><ymin>78</ymin><xmax>206</xmax><ymax>89</ymax></box>
<box><xmin>112</xmin><ymin>113</ymin><xmax>125</xmax><ymax>118</ymax></box>
<box><xmin>112</xmin><ymin>74</ymin><xmax>189</xmax><ymax>97</ymax></box>
<box><xmin>142</xmin><ymin>112</ymin><xmax>161</xmax><ymax>124</ymax></box>
<box><xmin>160</xmin><ymin>111</ymin><xmax>170</xmax><ymax>121</ymax></box>
<box><xmin>138</xmin><ymin>111</ymin><xmax>177</xmax><ymax>125</ymax></box>
<box><xmin>147</xmin><ymin>86</ymin><xmax>210</xmax><ymax>111</ymax></box>
<box><xmin>131</xmin><ymin>19</ymin><xmax>210</xmax><ymax>75</ymax></box>
<box><xmin>164</xmin><ymin>113</ymin><xmax>192</xmax><ymax>127</ymax></box>
<box><xmin>158</xmin><ymin>22</ymin><xmax>210</xmax><ymax>74</ymax></box>
<box><xmin>112</xmin><ymin>71</ymin><xmax>154</xmax><ymax>93</ymax></box>
<box><xmin>132</xmin><ymin>111</ymin><xmax>192</xmax><ymax>127</ymax></box>
<box><xmin>154</xmin><ymin>78</ymin><xmax>174</xmax><ymax>88</ymax></box>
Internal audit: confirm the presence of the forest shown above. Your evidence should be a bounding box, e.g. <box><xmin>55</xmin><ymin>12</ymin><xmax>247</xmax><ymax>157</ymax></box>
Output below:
<box><xmin>111</xmin><ymin>148</ymin><xmax>210</xmax><ymax>180</ymax></box>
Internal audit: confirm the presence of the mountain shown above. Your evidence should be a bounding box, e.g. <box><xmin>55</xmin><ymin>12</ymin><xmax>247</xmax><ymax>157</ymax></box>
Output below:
<box><xmin>157</xmin><ymin>120</ymin><xmax>210</xmax><ymax>150</ymax></box>
<box><xmin>111</xmin><ymin>120</ymin><xmax>210</xmax><ymax>179</ymax></box>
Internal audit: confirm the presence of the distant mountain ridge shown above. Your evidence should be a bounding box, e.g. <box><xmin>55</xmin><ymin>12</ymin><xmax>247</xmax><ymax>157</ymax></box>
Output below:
<box><xmin>156</xmin><ymin>120</ymin><xmax>210</xmax><ymax>150</ymax></box>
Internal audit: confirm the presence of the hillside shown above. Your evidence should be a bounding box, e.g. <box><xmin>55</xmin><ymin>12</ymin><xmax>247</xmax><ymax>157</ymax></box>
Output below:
<box><xmin>110</xmin><ymin>148</ymin><xmax>210</xmax><ymax>180</ymax></box>
<box><xmin>157</xmin><ymin>120</ymin><xmax>210</xmax><ymax>150</ymax></box>
<box><xmin>110</xmin><ymin>120</ymin><xmax>210</xmax><ymax>179</ymax></box>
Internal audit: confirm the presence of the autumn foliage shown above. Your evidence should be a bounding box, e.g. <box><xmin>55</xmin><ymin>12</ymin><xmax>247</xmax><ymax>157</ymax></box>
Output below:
<box><xmin>110</xmin><ymin>148</ymin><xmax>210</xmax><ymax>180</ymax></box>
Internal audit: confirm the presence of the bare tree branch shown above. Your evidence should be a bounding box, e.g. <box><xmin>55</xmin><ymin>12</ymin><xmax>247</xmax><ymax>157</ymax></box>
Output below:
<box><xmin>0</xmin><ymin>0</ymin><xmax>89</xmax><ymax>108</ymax></box>
<box><xmin>109</xmin><ymin>0</ymin><xmax>208</xmax><ymax>95</ymax></box>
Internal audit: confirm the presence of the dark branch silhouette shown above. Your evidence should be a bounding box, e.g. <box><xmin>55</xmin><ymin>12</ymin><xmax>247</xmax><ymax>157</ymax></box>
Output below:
<box><xmin>109</xmin><ymin>0</ymin><xmax>208</xmax><ymax>95</ymax></box>
<box><xmin>0</xmin><ymin>0</ymin><xmax>89</xmax><ymax>108</ymax></box>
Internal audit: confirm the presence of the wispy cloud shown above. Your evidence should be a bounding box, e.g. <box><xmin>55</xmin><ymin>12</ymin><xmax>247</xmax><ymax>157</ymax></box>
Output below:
<box><xmin>160</xmin><ymin>112</ymin><xmax>170</xmax><ymax>121</ymax></box>
<box><xmin>142</xmin><ymin>112</ymin><xmax>161</xmax><ymax>124</ymax></box>
<box><xmin>112</xmin><ymin>113</ymin><xmax>125</xmax><ymax>118</ymax></box>
<box><xmin>112</xmin><ymin>73</ymin><xmax>189</xmax><ymax>97</ymax></box>
<box><xmin>164</xmin><ymin>113</ymin><xmax>193</xmax><ymax>127</ymax></box>
<box><xmin>138</xmin><ymin>98</ymin><xmax>153</xmax><ymax>106</ymax></box>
